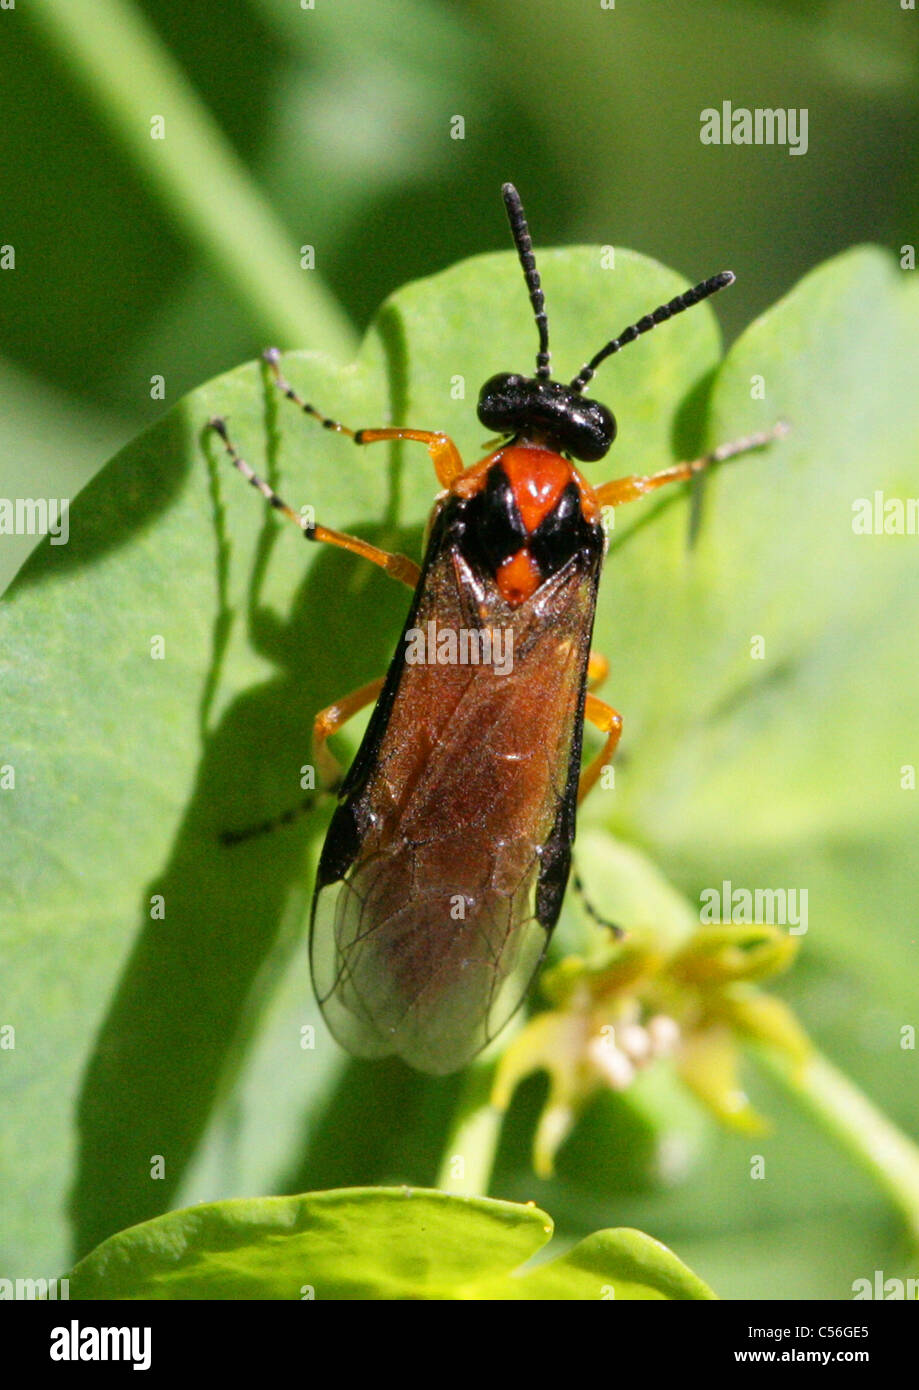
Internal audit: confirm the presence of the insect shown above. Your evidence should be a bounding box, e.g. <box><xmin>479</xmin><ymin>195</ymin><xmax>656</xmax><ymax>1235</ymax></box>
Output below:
<box><xmin>209</xmin><ymin>184</ymin><xmax>783</xmax><ymax>1075</ymax></box>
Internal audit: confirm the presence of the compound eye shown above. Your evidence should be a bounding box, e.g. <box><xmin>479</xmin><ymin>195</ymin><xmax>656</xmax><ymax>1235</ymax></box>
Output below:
<box><xmin>477</xmin><ymin>373</ymin><xmax>527</xmax><ymax>431</ymax></box>
<box><xmin>596</xmin><ymin>402</ymin><xmax>617</xmax><ymax>448</ymax></box>
<box><xmin>568</xmin><ymin>400</ymin><xmax>617</xmax><ymax>462</ymax></box>
<box><xmin>479</xmin><ymin>372</ymin><xmax>520</xmax><ymax>398</ymax></box>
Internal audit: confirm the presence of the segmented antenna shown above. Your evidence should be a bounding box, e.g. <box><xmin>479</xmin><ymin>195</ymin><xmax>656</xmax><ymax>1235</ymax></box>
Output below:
<box><xmin>570</xmin><ymin>271</ymin><xmax>735</xmax><ymax>394</ymax></box>
<box><xmin>502</xmin><ymin>183</ymin><xmax>551</xmax><ymax>380</ymax></box>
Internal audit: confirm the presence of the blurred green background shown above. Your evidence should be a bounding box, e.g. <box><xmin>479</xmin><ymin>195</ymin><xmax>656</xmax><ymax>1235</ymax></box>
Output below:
<box><xmin>2</xmin><ymin>0</ymin><xmax>917</xmax><ymax>592</ymax></box>
<box><xmin>2</xmin><ymin>0</ymin><xmax>918</xmax><ymax>1300</ymax></box>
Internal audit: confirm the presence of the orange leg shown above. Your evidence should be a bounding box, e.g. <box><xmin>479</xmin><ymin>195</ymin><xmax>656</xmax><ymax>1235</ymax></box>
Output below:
<box><xmin>574</xmin><ymin>651</ymin><xmax>624</xmax><ymax>934</ymax></box>
<box><xmin>313</xmin><ymin>676</ymin><xmax>386</xmax><ymax>787</ymax></box>
<box><xmin>587</xmin><ymin>649</ymin><xmax>609</xmax><ymax>690</ymax></box>
<box><xmin>208</xmin><ymin>417</ymin><xmax>421</xmax><ymax>589</ymax></box>
<box><xmin>579</xmin><ymin>691</ymin><xmax>623</xmax><ymax>804</ymax></box>
<box><xmin>264</xmin><ymin>349</ymin><xmax>465</xmax><ymax>488</ymax></box>
<box><xmin>595</xmin><ymin>423</ymin><xmax>788</xmax><ymax>509</ymax></box>
<box><xmin>219</xmin><ymin>675</ymin><xmax>386</xmax><ymax>846</ymax></box>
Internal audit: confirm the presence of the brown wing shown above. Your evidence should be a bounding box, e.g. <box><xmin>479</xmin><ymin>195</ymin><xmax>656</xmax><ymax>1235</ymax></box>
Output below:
<box><xmin>311</xmin><ymin>524</ymin><xmax>600</xmax><ymax>1074</ymax></box>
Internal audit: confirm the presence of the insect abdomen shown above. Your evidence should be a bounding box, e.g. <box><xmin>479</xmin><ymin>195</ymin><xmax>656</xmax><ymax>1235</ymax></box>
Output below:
<box><xmin>310</xmin><ymin>504</ymin><xmax>602</xmax><ymax>1073</ymax></box>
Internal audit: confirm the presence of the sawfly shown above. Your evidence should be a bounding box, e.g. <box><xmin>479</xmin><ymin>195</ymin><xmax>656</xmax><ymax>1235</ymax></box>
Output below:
<box><xmin>210</xmin><ymin>184</ymin><xmax>782</xmax><ymax>1074</ymax></box>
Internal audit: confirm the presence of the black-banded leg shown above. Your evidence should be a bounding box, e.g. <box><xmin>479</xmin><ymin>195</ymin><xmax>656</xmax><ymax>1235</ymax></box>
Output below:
<box><xmin>220</xmin><ymin>794</ymin><xmax>325</xmax><ymax>847</ymax></box>
<box><xmin>208</xmin><ymin>410</ymin><xmax>409</xmax><ymax>847</ymax></box>
<box><xmin>207</xmin><ymin>416</ymin><xmax>420</xmax><ymax>589</ymax></box>
<box><xmin>220</xmin><ymin>675</ymin><xmax>387</xmax><ymax>847</ymax></box>
<box><xmin>312</xmin><ymin>675</ymin><xmax>386</xmax><ymax>787</ymax></box>
<box><xmin>263</xmin><ymin>348</ymin><xmax>466</xmax><ymax>488</ymax></box>
<box><xmin>595</xmin><ymin>423</ymin><xmax>789</xmax><ymax>509</ymax></box>
<box><xmin>571</xmin><ymin>868</ymin><xmax>624</xmax><ymax>940</ymax></box>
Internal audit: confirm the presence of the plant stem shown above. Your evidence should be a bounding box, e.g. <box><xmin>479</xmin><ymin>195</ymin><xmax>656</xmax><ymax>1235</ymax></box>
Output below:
<box><xmin>436</xmin><ymin>1061</ymin><xmax>504</xmax><ymax>1197</ymax></box>
<box><xmin>25</xmin><ymin>0</ymin><xmax>356</xmax><ymax>360</ymax></box>
<box><xmin>757</xmin><ymin>1044</ymin><xmax>919</xmax><ymax>1249</ymax></box>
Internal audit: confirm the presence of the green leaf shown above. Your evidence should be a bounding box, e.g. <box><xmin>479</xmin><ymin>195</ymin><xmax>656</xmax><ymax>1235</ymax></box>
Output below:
<box><xmin>0</xmin><ymin>356</ymin><xmax>132</xmax><ymax>597</ymax></box>
<box><xmin>1</xmin><ymin>246</ymin><xmax>719</xmax><ymax>1275</ymax></box>
<box><xmin>67</xmin><ymin>1187</ymin><xmax>713</xmax><ymax>1300</ymax></box>
<box><xmin>3</xmin><ymin>240</ymin><xmax>917</xmax><ymax>1303</ymax></box>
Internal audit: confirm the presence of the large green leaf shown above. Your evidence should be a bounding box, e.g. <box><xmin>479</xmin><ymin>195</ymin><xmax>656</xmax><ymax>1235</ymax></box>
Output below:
<box><xmin>2</xmin><ymin>242</ymin><xmax>917</xmax><ymax>1301</ymax></box>
<box><xmin>67</xmin><ymin>1187</ymin><xmax>713</xmax><ymax>1299</ymax></box>
<box><xmin>1</xmin><ymin>247</ymin><xmax>720</xmax><ymax>1276</ymax></box>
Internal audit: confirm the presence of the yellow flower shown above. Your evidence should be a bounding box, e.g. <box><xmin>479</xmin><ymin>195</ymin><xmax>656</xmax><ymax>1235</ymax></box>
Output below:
<box><xmin>493</xmin><ymin>922</ymin><xmax>811</xmax><ymax>1177</ymax></box>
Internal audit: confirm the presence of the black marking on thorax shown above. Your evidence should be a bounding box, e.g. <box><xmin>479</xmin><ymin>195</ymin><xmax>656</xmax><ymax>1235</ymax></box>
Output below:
<box><xmin>453</xmin><ymin>464</ymin><xmax>604</xmax><ymax>583</ymax></box>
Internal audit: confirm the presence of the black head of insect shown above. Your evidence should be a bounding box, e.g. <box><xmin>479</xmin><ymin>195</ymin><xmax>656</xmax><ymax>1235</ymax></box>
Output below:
<box><xmin>476</xmin><ymin>183</ymin><xmax>735</xmax><ymax>464</ymax></box>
